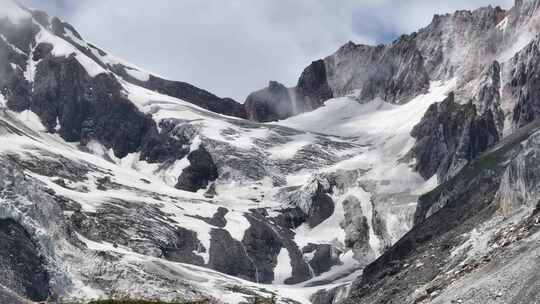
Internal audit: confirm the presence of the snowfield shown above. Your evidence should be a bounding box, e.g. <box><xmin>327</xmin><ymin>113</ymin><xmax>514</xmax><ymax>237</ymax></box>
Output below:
<box><xmin>0</xmin><ymin>75</ymin><xmax>455</xmax><ymax>303</ymax></box>
<box><xmin>0</xmin><ymin>8</ymin><xmax>456</xmax><ymax>297</ymax></box>
<box><xmin>5</xmin><ymin>0</ymin><xmax>540</xmax><ymax>302</ymax></box>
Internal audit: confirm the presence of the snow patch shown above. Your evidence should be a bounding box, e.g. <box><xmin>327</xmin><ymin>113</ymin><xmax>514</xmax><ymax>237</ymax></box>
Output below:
<box><xmin>84</xmin><ymin>140</ymin><xmax>107</xmax><ymax>157</ymax></box>
<box><xmin>496</xmin><ymin>16</ymin><xmax>509</xmax><ymax>32</ymax></box>
<box><xmin>412</xmin><ymin>175</ymin><xmax>439</xmax><ymax>195</ymax></box>
<box><xmin>36</xmin><ymin>28</ymin><xmax>108</xmax><ymax>77</ymax></box>
<box><xmin>223</xmin><ymin>212</ymin><xmax>250</xmax><ymax>242</ymax></box>
<box><xmin>294</xmin><ymin>193</ymin><xmax>346</xmax><ymax>248</ymax></box>
<box><xmin>300</xmin><ymin>250</ymin><xmax>360</xmax><ymax>287</ymax></box>
<box><xmin>125</xmin><ymin>81</ymin><xmax>271</xmax><ymax>149</ymax></box>
<box><xmin>11</xmin><ymin>110</ymin><xmax>46</xmax><ymax>131</ymax></box>
<box><xmin>24</xmin><ymin>46</ymin><xmax>38</xmax><ymax>83</ymax></box>
<box><xmin>85</xmin><ymin>136</ymin><xmax>203</xmax><ymax>188</ymax></box>
<box><xmin>267</xmin><ymin>133</ymin><xmax>315</xmax><ymax>160</ymax></box>
<box><xmin>0</xmin><ymin>93</ymin><xmax>5</xmax><ymax>108</ymax></box>
<box><xmin>279</xmin><ymin>80</ymin><xmax>456</xmax><ymax>138</ymax></box>
<box><xmin>125</xmin><ymin>67</ymin><xmax>150</xmax><ymax>82</ymax></box>
<box><xmin>273</xmin><ymin>247</ymin><xmax>292</xmax><ymax>284</ymax></box>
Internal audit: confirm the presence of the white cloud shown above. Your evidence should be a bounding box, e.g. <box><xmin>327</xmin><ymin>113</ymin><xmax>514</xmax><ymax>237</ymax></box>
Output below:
<box><xmin>22</xmin><ymin>0</ymin><xmax>514</xmax><ymax>101</ymax></box>
<box><xmin>0</xmin><ymin>0</ymin><xmax>31</xmax><ymax>23</ymax></box>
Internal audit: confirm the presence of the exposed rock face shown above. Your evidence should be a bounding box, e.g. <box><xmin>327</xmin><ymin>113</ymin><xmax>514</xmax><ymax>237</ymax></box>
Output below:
<box><xmin>346</xmin><ymin>121</ymin><xmax>540</xmax><ymax>304</ymax></box>
<box><xmin>241</xmin><ymin>214</ymin><xmax>283</xmax><ymax>283</ymax></box>
<box><xmin>241</xmin><ymin>213</ymin><xmax>312</xmax><ymax>284</ymax></box>
<box><xmin>279</xmin><ymin>237</ymin><xmax>313</xmax><ymax>285</ymax></box>
<box><xmin>296</xmin><ymin>59</ymin><xmax>334</xmax><ymax>111</ymax></box>
<box><xmin>0</xmin><ymin>16</ymin><xmax>39</xmax><ymax>55</ymax></box>
<box><xmin>0</xmin><ymin>219</ymin><xmax>50</xmax><ymax>302</ymax></box>
<box><xmin>414</xmin><ymin>6</ymin><xmax>506</xmax><ymax>81</ymax></box>
<box><xmin>4</xmin><ymin>1</ymin><xmax>540</xmax><ymax>303</ymax></box>
<box><xmin>245</xmin><ymin>36</ymin><xmax>430</xmax><ymax>122</ymax></box>
<box><xmin>243</xmin><ymin>61</ymin><xmax>334</xmax><ymax>122</ymax></box>
<box><xmin>0</xmin><ymin>286</ymin><xmax>30</xmax><ymax>304</ymax></box>
<box><xmin>302</xmin><ymin>243</ymin><xmax>341</xmax><ymax>276</ymax></box>
<box><xmin>244</xmin><ymin>81</ymin><xmax>294</xmax><ymax>122</ymax></box>
<box><xmin>139</xmin><ymin>119</ymin><xmax>192</xmax><ymax>163</ymax></box>
<box><xmin>273</xmin><ymin>207</ymin><xmax>307</xmax><ymax>230</ymax></box>
<box><xmin>326</xmin><ymin>37</ymin><xmax>430</xmax><ymax>104</ymax></box>
<box><xmin>411</xmin><ymin>92</ymin><xmax>500</xmax><ymax>181</ymax></box>
<box><xmin>508</xmin><ymin>36</ymin><xmax>540</xmax><ymax>128</ymax></box>
<box><xmin>161</xmin><ymin>227</ymin><xmax>205</xmax><ymax>266</ymax></box>
<box><xmin>0</xmin><ymin>19</ymin><xmax>34</xmax><ymax>112</ymax></box>
<box><xmin>0</xmin><ymin>16</ymin><xmax>196</xmax><ymax>162</ymax></box>
<box><xmin>26</xmin><ymin>10</ymin><xmax>247</xmax><ymax>120</ymax></box>
<box><xmin>311</xmin><ymin>286</ymin><xmax>349</xmax><ymax>304</ymax></box>
<box><xmin>208</xmin><ymin>229</ymin><xmax>257</xmax><ymax>281</ymax></box>
<box><xmin>243</xmin><ymin>4</ymin><xmax>517</xmax><ymax>123</ymax></box>
<box><xmin>176</xmin><ymin>146</ymin><xmax>219</xmax><ymax>192</ymax></box>
<box><xmin>473</xmin><ymin>61</ymin><xmax>504</xmax><ymax>133</ymax></box>
<box><xmin>278</xmin><ymin>175</ymin><xmax>337</xmax><ymax>228</ymax></box>
<box><xmin>340</xmin><ymin>196</ymin><xmax>370</xmax><ymax>257</ymax></box>
<box><xmin>307</xmin><ymin>184</ymin><xmax>335</xmax><ymax>228</ymax></box>
<box><xmin>30</xmin><ymin>55</ymin><xmax>156</xmax><ymax>158</ymax></box>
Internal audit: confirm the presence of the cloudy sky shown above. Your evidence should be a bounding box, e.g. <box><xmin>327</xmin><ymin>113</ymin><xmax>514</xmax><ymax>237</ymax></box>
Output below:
<box><xmin>21</xmin><ymin>0</ymin><xmax>513</xmax><ymax>101</ymax></box>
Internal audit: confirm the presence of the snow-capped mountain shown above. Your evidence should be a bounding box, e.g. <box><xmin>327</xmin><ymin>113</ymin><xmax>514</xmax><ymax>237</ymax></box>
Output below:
<box><xmin>1</xmin><ymin>0</ymin><xmax>540</xmax><ymax>303</ymax></box>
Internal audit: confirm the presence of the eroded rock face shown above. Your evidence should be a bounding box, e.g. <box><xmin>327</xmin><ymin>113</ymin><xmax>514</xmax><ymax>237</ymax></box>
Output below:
<box><xmin>0</xmin><ymin>219</ymin><xmax>50</xmax><ymax>302</ymax></box>
<box><xmin>411</xmin><ymin>92</ymin><xmax>500</xmax><ymax>181</ymax></box>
